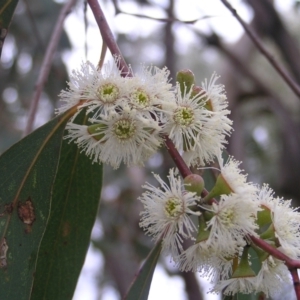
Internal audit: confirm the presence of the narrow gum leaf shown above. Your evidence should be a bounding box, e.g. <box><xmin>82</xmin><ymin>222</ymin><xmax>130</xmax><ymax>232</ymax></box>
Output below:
<box><xmin>0</xmin><ymin>109</ymin><xmax>75</xmax><ymax>300</ymax></box>
<box><xmin>123</xmin><ymin>239</ymin><xmax>162</xmax><ymax>300</ymax></box>
<box><xmin>31</xmin><ymin>110</ymin><xmax>103</xmax><ymax>300</ymax></box>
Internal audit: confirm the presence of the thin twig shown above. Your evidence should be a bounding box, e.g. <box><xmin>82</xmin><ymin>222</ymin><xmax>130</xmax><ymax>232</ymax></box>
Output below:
<box><xmin>87</xmin><ymin>0</ymin><xmax>131</xmax><ymax>76</ymax></box>
<box><xmin>220</xmin><ymin>0</ymin><xmax>300</xmax><ymax>99</ymax></box>
<box><xmin>111</xmin><ymin>0</ymin><xmax>210</xmax><ymax>25</ymax></box>
<box><xmin>22</xmin><ymin>0</ymin><xmax>77</xmax><ymax>137</ymax></box>
<box><xmin>164</xmin><ymin>136</ymin><xmax>192</xmax><ymax>178</ymax></box>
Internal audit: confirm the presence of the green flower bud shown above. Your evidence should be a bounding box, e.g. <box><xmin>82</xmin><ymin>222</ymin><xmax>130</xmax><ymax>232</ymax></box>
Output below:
<box><xmin>191</xmin><ymin>85</ymin><xmax>203</xmax><ymax>98</ymax></box>
<box><xmin>184</xmin><ymin>174</ymin><xmax>205</xmax><ymax>196</ymax></box>
<box><xmin>191</xmin><ymin>85</ymin><xmax>209</xmax><ymax>106</ymax></box>
<box><xmin>176</xmin><ymin>69</ymin><xmax>195</xmax><ymax>95</ymax></box>
<box><xmin>190</xmin><ymin>85</ymin><xmax>214</xmax><ymax>110</ymax></box>
<box><xmin>87</xmin><ymin>124</ymin><xmax>107</xmax><ymax>141</ymax></box>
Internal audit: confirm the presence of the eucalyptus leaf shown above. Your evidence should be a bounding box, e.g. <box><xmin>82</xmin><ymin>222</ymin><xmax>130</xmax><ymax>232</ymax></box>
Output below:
<box><xmin>124</xmin><ymin>239</ymin><xmax>162</xmax><ymax>300</ymax></box>
<box><xmin>30</xmin><ymin>111</ymin><xmax>103</xmax><ymax>300</ymax></box>
<box><xmin>0</xmin><ymin>110</ymin><xmax>75</xmax><ymax>300</ymax></box>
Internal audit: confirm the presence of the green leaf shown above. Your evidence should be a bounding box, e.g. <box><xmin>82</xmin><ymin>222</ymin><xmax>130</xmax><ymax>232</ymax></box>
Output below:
<box><xmin>0</xmin><ymin>110</ymin><xmax>75</xmax><ymax>300</ymax></box>
<box><xmin>30</xmin><ymin>111</ymin><xmax>103</xmax><ymax>300</ymax></box>
<box><xmin>124</xmin><ymin>239</ymin><xmax>162</xmax><ymax>300</ymax></box>
<box><xmin>0</xmin><ymin>0</ymin><xmax>19</xmax><ymax>57</ymax></box>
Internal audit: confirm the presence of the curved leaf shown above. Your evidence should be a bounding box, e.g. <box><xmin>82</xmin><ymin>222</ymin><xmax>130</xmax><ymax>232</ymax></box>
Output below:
<box><xmin>0</xmin><ymin>110</ymin><xmax>75</xmax><ymax>300</ymax></box>
<box><xmin>124</xmin><ymin>240</ymin><xmax>162</xmax><ymax>300</ymax></box>
<box><xmin>30</xmin><ymin>112</ymin><xmax>103</xmax><ymax>300</ymax></box>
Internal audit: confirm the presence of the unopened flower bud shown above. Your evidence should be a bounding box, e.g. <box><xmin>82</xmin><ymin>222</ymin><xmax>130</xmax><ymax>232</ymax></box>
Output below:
<box><xmin>87</xmin><ymin>124</ymin><xmax>107</xmax><ymax>141</ymax></box>
<box><xmin>176</xmin><ymin>69</ymin><xmax>195</xmax><ymax>95</ymax></box>
<box><xmin>184</xmin><ymin>174</ymin><xmax>205</xmax><ymax>196</ymax></box>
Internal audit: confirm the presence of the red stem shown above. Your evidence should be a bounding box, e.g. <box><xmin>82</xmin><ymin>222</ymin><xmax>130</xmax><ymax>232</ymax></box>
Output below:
<box><xmin>87</xmin><ymin>0</ymin><xmax>131</xmax><ymax>76</ymax></box>
<box><xmin>164</xmin><ymin>136</ymin><xmax>192</xmax><ymax>178</ymax></box>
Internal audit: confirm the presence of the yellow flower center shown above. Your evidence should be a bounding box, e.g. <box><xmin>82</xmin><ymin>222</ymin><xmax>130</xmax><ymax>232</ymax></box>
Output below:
<box><xmin>165</xmin><ymin>197</ymin><xmax>183</xmax><ymax>218</ymax></box>
<box><xmin>113</xmin><ymin>119</ymin><xmax>136</xmax><ymax>140</ymax></box>
<box><xmin>97</xmin><ymin>83</ymin><xmax>119</xmax><ymax>103</ymax></box>
<box><xmin>173</xmin><ymin>107</ymin><xmax>194</xmax><ymax>126</ymax></box>
<box><xmin>131</xmin><ymin>88</ymin><xmax>150</xmax><ymax>107</ymax></box>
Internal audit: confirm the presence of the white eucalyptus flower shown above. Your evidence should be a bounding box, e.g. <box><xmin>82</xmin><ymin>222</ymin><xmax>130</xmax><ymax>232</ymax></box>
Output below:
<box><xmin>177</xmin><ymin>241</ymin><xmax>215</xmax><ymax>272</ymax></box>
<box><xmin>206</xmin><ymin>193</ymin><xmax>259</xmax><ymax>257</ymax></box>
<box><xmin>217</xmin><ymin>154</ymin><xmax>258</xmax><ymax>195</ymax></box>
<box><xmin>57</xmin><ymin>60</ymin><xmax>127</xmax><ymax>117</ymax></box>
<box><xmin>255</xmin><ymin>256</ymin><xmax>291</xmax><ymax>297</ymax></box>
<box><xmin>180</xmin><ymin>73</ymin><xmax>233</xmax><ymax>167</ymax></box>
<box><xmin>213</xmin><ymin>276</ymin><xmax>257</xmax><ymax>296</ymax></box>
<box><xmin>130</xmin><ymin>64</ymin><xmax>174</xmax><ymax>106</ymax></box>
<box><xmin>125</xmin><ymin>65</ymin><xmax>175</xmax><ymax>119</ymax></box>
<box><xmin>162</xmin><ymin>83</ymin><xmax>210</xmax><ymax>150</ymax></box>
<box><xmin>64</xmin><ymin>105</ymin><xmax>162</xmax><ymax>169</ymax></box>
<box><xmin>257</xmin><ymin>184</ymin><xmax>300</xmax><ymax>259</ymax></box>
<box><xmin>139</xmin><ymin>169</ymin><xmax>200</xmax><ymax>258</ymax></box>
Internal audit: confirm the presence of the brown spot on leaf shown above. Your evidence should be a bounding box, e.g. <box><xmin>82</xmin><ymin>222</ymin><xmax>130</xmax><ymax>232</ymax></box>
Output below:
<box><xmin>18</xmin><ymin>198</ymin><xmax>36</xmax><ymax>227</ymax></box>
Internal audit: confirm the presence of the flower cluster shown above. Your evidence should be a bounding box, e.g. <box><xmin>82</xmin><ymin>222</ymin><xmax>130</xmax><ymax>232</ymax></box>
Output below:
<box><xmin>57</xmin><ymin>60</ymin><xmax>232</xmax><ymax>169</ymax></box>
<box><xmin>139</xmin><ymin>162</ymin><xmax>296</xmax><ymax>297</ymax></box>
<box><xmin>57</xmin><ymin>59</ymin><xmax>298</xmax><ymax>298</ymax></box>
<box><xmin>58</xmin><ymin>60</ymin><xmax>174</xmax><ymax>169</ymax></box>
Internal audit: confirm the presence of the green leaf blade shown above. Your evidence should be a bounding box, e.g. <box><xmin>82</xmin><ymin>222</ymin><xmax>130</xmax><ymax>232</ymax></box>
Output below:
<box><xmin>31</xmin><ymin>112</ymin><xmax>103</xmax><ymax>300</ymax></box>
<box><xmin>0</xmin><ymin>111</ymin><xmax>73</xmax><ymax>300</ymax></box>
<box><xmin>124</xmin><ymin>240</ymin><xmax>162</xmax><ymax>300</ymax></box>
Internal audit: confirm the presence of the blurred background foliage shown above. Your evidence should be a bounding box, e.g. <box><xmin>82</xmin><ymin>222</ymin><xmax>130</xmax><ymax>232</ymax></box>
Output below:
<box><xmin>1</xmin><ymin>0</ymin><xmax>300</xmax><ymax>299</ymax></box>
